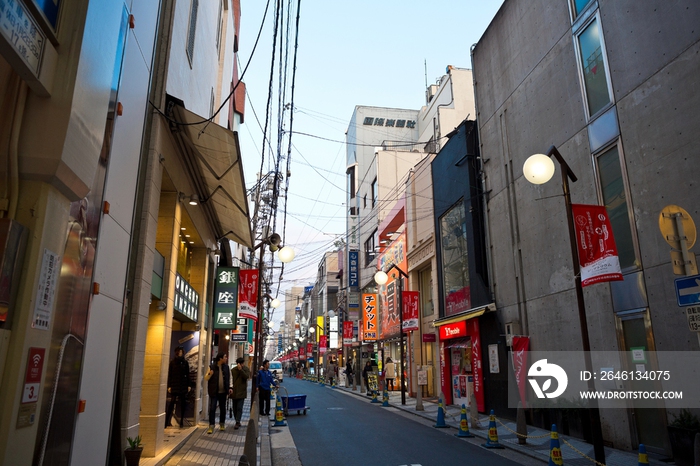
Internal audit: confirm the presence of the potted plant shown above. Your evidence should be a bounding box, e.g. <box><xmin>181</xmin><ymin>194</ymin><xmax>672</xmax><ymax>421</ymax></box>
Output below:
<box><xmin>668</xmin><ymin>409</ymin><xmax>700</xmax><ymax>466</ymax></box>
<box><xmin>125</xmin><ymin>435</ymin><xmax>143</xmax><ymax>466</ymax></box>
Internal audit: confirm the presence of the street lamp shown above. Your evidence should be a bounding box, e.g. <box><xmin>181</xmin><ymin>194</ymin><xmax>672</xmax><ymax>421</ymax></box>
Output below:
<box><xmin>374</xmin><ymin>266</ymin><xmax>407</xmax><ymax>406</ymax></box>
<box><xmin>523</xmin><ymin>145</ymin><xmax>605</xmax><ymax>464</ymax></box>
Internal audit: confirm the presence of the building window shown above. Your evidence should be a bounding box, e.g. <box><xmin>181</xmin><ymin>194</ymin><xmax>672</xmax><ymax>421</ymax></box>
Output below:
<box><xmin>347</xmin><ymin>165</ymin><xmax>356</xmax><ymax>199</ymax></box>
<box><xmin>596</xmin><ymin>144</ymin><xmax>638</xmax><ymax>270</ymax></box>
<box><xmin>216</xmin><ymin>0</ymin><xmax>224</xmax><ymax>52</ymax></box>
<box><xmin>571</xmin><ymin>0</ymin><xmax>594</xmax><ymax>18</ymax></box>
<box><xmin>440</xmin><ymin>200</ymin><xmax>470</xmax><ymax>317</ymax></box>
<box><xmin>576</xmin><ymin>15</ymin><xmax>612</xmax><ymax>117</ymax></box>
<box><xmin>364</xmin><ymin>194</ymin><xmax>367</xmax><ymax>209</ymax></box>
<box><xmin>371</xmin><ymin>178</ymin><xmax>377</xmax><ymax>208</ymax></box>
<box><xmin>364</xmin><ymin>229</ymin><xmax>377</xmax><ymax>265</ymax></box>
<box><xmin>186</xmin><ymin>0</ymin><xmax>199</xmax><ymax>64</ymax></box>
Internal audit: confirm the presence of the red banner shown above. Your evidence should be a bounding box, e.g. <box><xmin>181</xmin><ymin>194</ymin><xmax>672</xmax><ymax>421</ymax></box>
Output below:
<box><xmin>319</xmin><ymin>335</ymin><xmax>327</xmax><ymax>354</ymax></box>
<box><xmin>402</xmin><ymin>291</ymin><xmax>419</xmax><ymax>332</ymax></box>
<box><xmin>512</xmin><ymin>336</ymin><xmax>530</xmax><ymax>409</ymax></box>
<box><xmin>571</xmin><ymin>204</ymin><xmax>624</xmax><ymax>287</ymax></box>
<box><xmin>238</xmin><ymin>269</ymin><xmax>259</xmax><ymax>320</ymax></box>
<box><xmin>343</xmin><ymin>321</ymin><xmax>353</xmax><ymax>346</ymax></box>
<box><xmin>307</xmin><ymin>343</ymin><xmax>313</xmax><ymax>359</ymax></box>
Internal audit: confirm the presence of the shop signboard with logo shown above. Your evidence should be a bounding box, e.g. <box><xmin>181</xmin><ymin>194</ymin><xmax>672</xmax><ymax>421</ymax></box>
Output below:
<box><xmin>213</xmin><ymin>267</ymin><xmax>238</xmax><ymax>329</ymax></box>
<box><xmin>362</xmin><ymin>293</ymin><xmax>378</xmax><ymax>342</ymax></box>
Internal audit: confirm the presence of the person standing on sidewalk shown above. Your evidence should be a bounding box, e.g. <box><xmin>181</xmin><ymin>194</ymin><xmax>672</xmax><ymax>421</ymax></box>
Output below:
<box><xmin>205</xmin><ymin>352</ymin><xmax>232</xmax><ymax>433</ymax></box>
<box><xmin>165</xmin><ymin>346</ymin><xmax>192</xmax><ymax>428</ymax></box>
<box><xmin>384</xmin><ymin>357</ymin><xmax>396</xmax><ymax>391</ymax></box>
<box><xmin>230</xmin><ymin>357</ymin><xmax>250</xmax><ymax>429</ymax></box>
<box><xmin>362</xmin><ymin>360</ymin><xmax>373</xmax><ymax>395</ymax></box>
<box><xmin>257</xmin><ymin>360</ymin><xmax>278</xmax><ymax>416</ymax></box>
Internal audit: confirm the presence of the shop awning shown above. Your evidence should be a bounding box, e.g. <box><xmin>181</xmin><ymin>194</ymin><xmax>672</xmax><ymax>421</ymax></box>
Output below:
<box><xmin>432</xmin><ymin>302</ymin><xmax>495</xmax><ymax>327</ymax></box>
<box><xmin>167</xmin><ymin>98</ymin><xmax>253</xmax><ymax>248</ymax></box>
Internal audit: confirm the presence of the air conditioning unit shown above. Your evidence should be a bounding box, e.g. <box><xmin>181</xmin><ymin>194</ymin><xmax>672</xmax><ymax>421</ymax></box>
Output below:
<box><xmin>505</xmin><ymin>321</ymin><xmax>521</xmax><ymax>347</ymax></box>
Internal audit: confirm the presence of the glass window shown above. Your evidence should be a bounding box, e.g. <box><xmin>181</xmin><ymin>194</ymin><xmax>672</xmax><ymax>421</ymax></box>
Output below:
<box><xmin>186</xmin><ymin>0</ymin><xmax>199</xmax><ymax>63</ymax></box>
<box><xmin>597</xmin><ymin>145</ymin><xmax>637</xmax><ymax>270</ymax></box>
<box><xmin>371</xmin><ymin>178</ymin><xmax>377</xmax><ymax>208</ymax></box>
<box><xmin>440</xmin><ymin>201</ymin><xmax>470</xmax><ymax>316</ymax></box>
<box><xmin>578</xmin><ymin>17</ymin><xmax>611</xmax><ymax>116</ymax></box>
<box><xmin>364</xmin><ymin>229</ymin><xmax>377</xmax><ymax>265</ymax></box>
<box><xmin>572</xmin><ymin>0</ymin><xmax>593</xmax><ymax>17</ymax></box>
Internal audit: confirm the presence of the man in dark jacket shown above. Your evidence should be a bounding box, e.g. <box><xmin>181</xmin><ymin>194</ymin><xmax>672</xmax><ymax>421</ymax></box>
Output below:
<box><xmin>165</xmin><ymin>346</ymin><xmax>191</xmax><ymax>427</ymax></box>
<box><xmin>205</xmin><ymin>352</ymin><xmax>232</xmax><ymax>433</ymax></box>
<box><xmin>230</xmin><ymin>357</ymin><xmax>250</xmax><ymax>429</ymax></box>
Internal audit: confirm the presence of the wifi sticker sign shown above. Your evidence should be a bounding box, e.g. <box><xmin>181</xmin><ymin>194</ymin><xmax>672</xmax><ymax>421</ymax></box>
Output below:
<box><xmin>22</xmin><ymin>348</ymin><xmax>45</xmax><ymax>404</ymax></box>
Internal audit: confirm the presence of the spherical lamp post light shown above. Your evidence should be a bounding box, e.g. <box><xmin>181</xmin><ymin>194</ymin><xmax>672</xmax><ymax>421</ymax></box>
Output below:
<box><xmin>277</xmin><ymin>246</ymin><xmax>295</xmax><ymax>263</ymax></box>
<box><xmin>523</xmin><ymin>145</ymin><xmax>605</xmax><ymax>464</ymax></box>
<box><xmin>522</xmin><ymin>153</ymin><xmax>555</xmax><ymax>184</ymax></box>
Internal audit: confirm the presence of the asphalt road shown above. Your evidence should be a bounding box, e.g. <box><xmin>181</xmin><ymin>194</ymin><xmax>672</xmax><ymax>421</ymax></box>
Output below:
<box><xmin>276</xmin><ymin>377</ymin><xmax>535</xmax><ymax>466</ymax></box>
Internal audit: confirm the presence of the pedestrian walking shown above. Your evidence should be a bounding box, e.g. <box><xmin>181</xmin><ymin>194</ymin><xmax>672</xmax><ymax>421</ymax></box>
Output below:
<box><xmin>230</xmin><ymin>357</ymin><xmax>250</xmax><ymax>430</ymax></box>
<box><xmin>165</xmin><ymin>346</ymin><xmax>192</xmax><ymax>428</ymax></box>
<box><xmin>345</xmin><ymin>360</ymin><xmax>353</xmax><ymax>387</ymax></box>
<box><xmin>385</xmin><ymin>357</ymin><xmax>396</xmax><ymax>391</ymax></box>
<box><xmin>257</xmin><ymin>360</ymin><xmax>278</xmax><ymax>416</ymax></box>
<box><xmin>205</xmin><ymin>352</ymin><xmax>232</xmax><ymax>434</ymax></box>
<box><xmin>326</xmin><ymin>358</ymin><xmax>337</xmax><ymax>386</ymax></box>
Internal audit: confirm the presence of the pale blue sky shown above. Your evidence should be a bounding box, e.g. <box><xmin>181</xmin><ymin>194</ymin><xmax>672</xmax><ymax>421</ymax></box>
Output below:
<box><xmin>236</xmin><ymin>0</ymin><xmax>505</xmax><ymax>313</ymax></box>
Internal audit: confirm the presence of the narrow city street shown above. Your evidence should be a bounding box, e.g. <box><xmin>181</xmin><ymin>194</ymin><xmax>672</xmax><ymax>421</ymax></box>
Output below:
<box><xmin>277</xmin><ymin>378</ymin><xmax>538</xmax><ymax>466</ymax></box>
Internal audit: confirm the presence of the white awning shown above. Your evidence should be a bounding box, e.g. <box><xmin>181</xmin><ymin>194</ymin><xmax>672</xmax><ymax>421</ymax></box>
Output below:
<box><xmin>169</xmin><ymin>102</ymin><xmax>253</xmax><ymax>248</ymax></box>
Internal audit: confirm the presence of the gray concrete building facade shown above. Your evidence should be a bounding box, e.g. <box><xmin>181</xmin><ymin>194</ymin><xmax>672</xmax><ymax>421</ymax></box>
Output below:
<box><xmin>473</xmin><ymin>0</ymin><xmax>700</xmax><ymax>455</ymax></box>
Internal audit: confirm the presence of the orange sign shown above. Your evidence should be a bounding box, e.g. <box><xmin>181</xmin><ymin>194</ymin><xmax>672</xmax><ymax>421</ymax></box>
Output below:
<box><xmin>362</xmin><ymin>294</ymin><xmax>378</xmax><ymax>341</ymax></box>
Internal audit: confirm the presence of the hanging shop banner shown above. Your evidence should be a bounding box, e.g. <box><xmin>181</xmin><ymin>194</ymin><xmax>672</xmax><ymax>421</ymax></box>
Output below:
<box><xmin>512</xmin><ymin>336</ymin><xmax>530</xmax><ymax>409</ymax></box>
<box><xmin>362</xmin><ymin>294</ymin><xmax>378</xmax><ymax>342</ymax></box>
<box><xmin>238</xmin><ymin>269</ymin><xmax>259</xmax><ymax>321</ymax></box>
<box><xmin>571</xmin><ymin>204</ymin><xmax>624</xmax><ymax>287</ymax></box>
<box><xmin>343</xmin><ymin>320</ymin><xmax>354</xmax><ymax>345</ymax></box>
<box><xmin>319</xmin><ymin>335</ymin><xmax>327</xmax><ymax>354</ymax></box>
<box><xmin>213</xmin><ymin>267</ymin><xmax>238</xmax><ymax>329</ymax></box>
<box><xmin>402</xmin><ymin>291</ymin><xmax>420</xmax><ymax>332</ymax></box>
<box><xmin>377</xmin><ymin>233</ymin><xmax>408</xmax><ymax>340</ymax></box>
<box><xmin>307</xmin><ymin>343</ymin><xmax>313</xmax><ymax>359</ymax></box>
<box><xmin>175</xmin><ymin>273</ymin><xmax>199</xmax><ymax>322</ymax></box>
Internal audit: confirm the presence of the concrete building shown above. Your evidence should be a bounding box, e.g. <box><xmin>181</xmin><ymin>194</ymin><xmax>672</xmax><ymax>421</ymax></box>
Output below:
<box><xmin>472</xmin><ymin>0</ymin><xmax>700</xmax><ymax>455</ymax></box>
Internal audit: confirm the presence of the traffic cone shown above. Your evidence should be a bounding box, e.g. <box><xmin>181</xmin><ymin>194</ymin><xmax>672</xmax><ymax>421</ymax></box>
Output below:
<box><xmin>548</xmin><ymin>424</ymin><xmax>563</xmax><ymax>465</ymax></box>
<box><xmin>637</xmin><ymin>444</ymin><xmax>649</xmax><ymax>466</ymax></box>
<box><xmin>455</xmin><ymin>404</ymin><xmax>474</xmax><ymax>438</ymax></box>
<box><xmin>433</xmin><ymin>398</ymin><xmax>448</xmax><ymax>428</ymax></box>
<box><xmin>381</xmin><ymin>388</ymin><xmax>390</xmax><ymax>407</ymax></box>
<box><xmin>273</xmin><ymin>395</ymin><xmax>287</xmax><ymax>427</ymax></box>
<box><xmin>370</xmin><ymin>389</ymin><xmax>380</xmax><ymax>403</ymax></box>
<box><xmin>482</xmin><ymin>409</ymin><xmax>504</xmax><ymax>448</ymax></box>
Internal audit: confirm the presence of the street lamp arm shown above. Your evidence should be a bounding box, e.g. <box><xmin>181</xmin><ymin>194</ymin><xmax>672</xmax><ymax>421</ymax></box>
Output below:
<box><xmin>546</xmin><ymin>145</ymin><xmax>578</xmax><ymax>183</ymax></box>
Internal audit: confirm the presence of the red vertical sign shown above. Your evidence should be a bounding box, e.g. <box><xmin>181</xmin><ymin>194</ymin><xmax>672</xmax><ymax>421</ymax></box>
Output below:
<box><xmin>571</xmin><ymin>204</ymin><xmax>623</xmax><ymax>287</ymax></box>
<box><xmin>238</xmin><ymin>269</ymin><xmax>259</xmax><ymax>320</ymax></box>
<box><xmin>467</xmin><ymin>319</ymin><xmax>484</xmax><ymax>412</ymax></box>
<box><xmin>306</xmin><ymin>343</ymin><xmax>313</xmax><ymax>359</ymax></box>
<box><xmin>343</xmin><ymin>320</ymin><xmax>353</xmax><ymax>346</ymax></box>
<box><xmin>512</xmin><ymin>336</ymin><xmax>530</xmax><ymax>409</ymax></box>
<box><xmin>402</xmin><ymin>291</ymin><xmax>419</xmax><ymax>332</ymax></box>
<box><xmin>319</xmin><ymin>335</ymin><xmax>327</xmax><ymax>354</ymax></box>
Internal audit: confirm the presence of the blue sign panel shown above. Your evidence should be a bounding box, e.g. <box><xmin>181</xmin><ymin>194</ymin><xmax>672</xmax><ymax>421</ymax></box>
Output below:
<box><xmin>675</xmin><ymin>275</ymin><xmax>700</xmax><ymax>307</ymax></box>
<box><xmin>304</xmin><ymin>285</ymin><xmax>314</xmax><ymax>295</ymax></box>
<box><xmin>349</xmin><ymin>250</ymin><xmax>359</xmax><ymax>289</ymax></box>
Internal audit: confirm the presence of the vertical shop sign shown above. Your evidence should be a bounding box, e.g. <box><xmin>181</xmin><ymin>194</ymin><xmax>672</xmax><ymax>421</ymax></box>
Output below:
<box><xmin>362</xmin><ymin>293</ymin><xmax>377</xmax><ymax>341</ymax></box>
<box><xmin>512</xmin><ymin>336</ymin><xmax>530</xmax><ymax>408</ymax></box>
<box><xmin>213</xmin><ymin>267</ymin><xmax>238</xmax><ymax>329</ymax></box>
<box><xmin>466</xmin><ymin>319</ymin><xmax>484</xmax><ymax>412</ymax></box>
<box><xmin>571</xmin><ymin>204</ymin><xmax>623</xmax><ymax>286</ymax></box>
<box><xmin>343</xmin><ymin>320</ymin><xmax>353</xmax><ymax>345</ymax></box>
<box><xmin>32</xmin><ymin>249</ymin><xmax>59</xmax><ymax>330</ymax></box>
<box><xmin>306</xmin><ymin>343</ymin><xmax>313</xmax><ymax>359</ymax></box>
<box><xmin>238</xmin><ymin>269</ymin><xmax>259</xmax><ymax>320</ymax></box>
<box><xmin>319</xmin><ymin>335</ymin><xmax>327</xmax><ymax>354</ymax></box>
<box><xmin>349</xmin><ymin>250</ymin><xmax>359</xmax><ymax>289</ymax></box>
<box><xmin>402</xmin><ymin>291</ymin><xmax>419</xmax><ymax>332</ymax></box>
